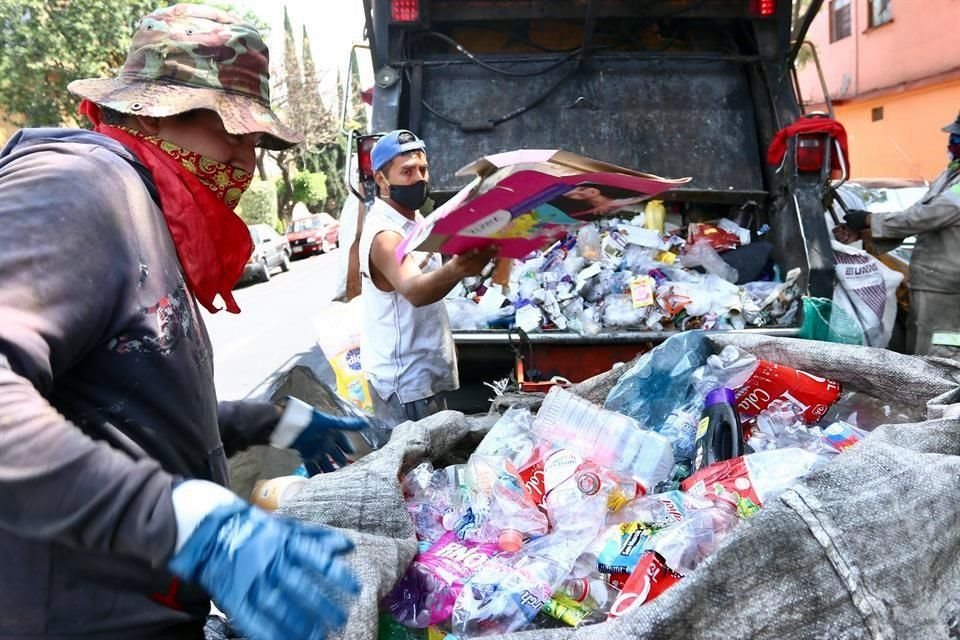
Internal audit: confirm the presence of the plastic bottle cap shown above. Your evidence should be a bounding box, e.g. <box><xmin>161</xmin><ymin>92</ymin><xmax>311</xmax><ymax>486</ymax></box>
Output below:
<box><xmin>576</xmin><ymin>472</ymin><xmax>601</xmax><ymax>496</ymax></box>
<box><xmin>499</xmin><ymin>530</ymin><xmax>524</xmax><ymax>553</ymax></box>
<box><xmin>705</xmin><ymin>387</ymin><xmax>737</xmax><ymax>408</ymax></box>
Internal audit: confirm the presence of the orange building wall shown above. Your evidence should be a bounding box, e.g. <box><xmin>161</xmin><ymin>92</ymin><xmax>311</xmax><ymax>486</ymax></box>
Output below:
<box><xmin>835</xmin><ymin>77</ymin><xmax>960</xmax><ymax>181</ymax></box>
<box><xmin>795</xmin><ymin>1</ymin><xmax>960</xmax><ymax>181</ymax></box>
<box><xmin>798</xmin><ymin>0</ymin><xmax>960</xmax><ymax>104</ymax></box>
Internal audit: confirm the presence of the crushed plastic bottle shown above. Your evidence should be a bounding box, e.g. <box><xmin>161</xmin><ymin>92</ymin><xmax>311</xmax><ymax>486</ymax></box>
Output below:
<box><xmin>463</xmin><ymin>455</ymin><xmax>548</xmax><ymax>550</ymax></box>
<box><xmin>681</xmin><ymin>448</ymin><xmax>821</xmax><ymax>518</ymax></box>
<box><xmin>644</xmin><ymin>494</ymin><xmax>739</xmax><ymax>574</ymax></box>
<box><xmin>605</xmin><ymin>331</ymin><xmax>713</xmax><ymax>431</ymax></box>
<box><xmin>403</xmin><ymin>462</ymin><xmax>461</xmax><ymax>544</ymax></box>
<box><xmin>681</xmin><ymin>239</ymin><xmax>739</xmax><ymax>283</ymax></box>
<box><xmin>452</xmin><ymin>528</ymin><xmax>598</xmax><ymax>636</ymax></box>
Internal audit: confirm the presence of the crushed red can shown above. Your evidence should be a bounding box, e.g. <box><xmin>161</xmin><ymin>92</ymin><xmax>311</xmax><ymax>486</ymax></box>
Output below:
<box><xmin>607</xmin><ymin>551</ymin><xmax>682</xmax><ymax>619</ymax></box>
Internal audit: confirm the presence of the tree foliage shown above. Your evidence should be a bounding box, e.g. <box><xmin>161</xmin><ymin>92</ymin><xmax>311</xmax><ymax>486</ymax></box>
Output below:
<box><xmin>236</xmin><ymin>179</ymin><xmax>279</xmax><ymax>227</ymax></box>
<box><xmin>0</xmin><ymin>0</ymin><xmax>169</xmax><ymax>127</ymax></box>
<box><xmin>292</xmin><ymin>171</ymin><xmax>328</xmax><ymax>210</ymax></box>
<box><xmin>267</xmin><ymin>9</ymin><xmax>367</xmax><ymax>221</ymax></box>
<box><xmin>0</xmin><ymin>0</ymin><xmax>265</xmax><ymax>128</ymax></box>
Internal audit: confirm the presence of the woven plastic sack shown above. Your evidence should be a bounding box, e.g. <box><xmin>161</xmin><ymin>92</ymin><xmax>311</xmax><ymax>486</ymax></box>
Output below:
<box><xmin>800</xmin><ymin>296</ymin><xmax>864</xmax><ymax>345</ymax></box>
<box><xmin>280</xmin><ymin>334</ymin><xmax>960</xmax><ymax>639</ymax></box>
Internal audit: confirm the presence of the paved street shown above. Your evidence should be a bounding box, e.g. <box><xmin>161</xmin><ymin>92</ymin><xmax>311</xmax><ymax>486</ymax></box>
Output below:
<box><xmin>202</xmin><ymin>250</ymin><xmax>341</xmax><ymax>401</ymax></box>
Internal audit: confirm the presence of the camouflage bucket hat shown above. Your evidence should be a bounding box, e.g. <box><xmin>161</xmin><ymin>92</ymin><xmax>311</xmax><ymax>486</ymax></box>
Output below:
<box><xmin>68</xmin><ymin>3</ymin><xmax>302</xmax><ymax>150</ymax></box>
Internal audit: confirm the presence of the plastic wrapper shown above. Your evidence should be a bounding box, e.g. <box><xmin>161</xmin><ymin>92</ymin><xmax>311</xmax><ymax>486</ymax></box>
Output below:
<box><xmin>602</xmin><ymin>294</ymin><xmax>648</xmax><ymax>329</ymax></box>
<box><xmin>452</xmin><ymin>529</ymin><xmax>598</xmax><ymax>636</ymax></box>
<box><xmin>383</xmin><ymin>531</ymin><xmax>500</xmax><ymax>628</ymax></box>
<box><xmin>681</xmin><ymin>239</ymin><xmax>739</xmax><ymax>283</ymax></box>
<box><xmin>686</xmin><ymin>222</ymin><xmax>741</xmax><ymax>253</ymax></box>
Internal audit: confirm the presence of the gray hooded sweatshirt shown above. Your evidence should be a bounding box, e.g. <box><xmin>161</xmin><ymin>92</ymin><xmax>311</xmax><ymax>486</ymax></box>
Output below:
<box><xmin>0</xmin><ymin>129</ymin><xmax>272</xmax><ymax>639</ymax></box>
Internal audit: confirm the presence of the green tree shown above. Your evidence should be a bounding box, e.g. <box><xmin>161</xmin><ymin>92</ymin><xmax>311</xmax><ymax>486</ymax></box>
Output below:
<box><xmin>0</xmin><ymin>0</ymin><xmax>266</xmax><ymax>128</ymax></box>
<box><xmin>292</xmin><ymin>171</ymin><xmax>328</xmax><ymax>209</ymax></box>
<box><xmin>236</xmin><ymin>178</ymin><xmax>279</xmax><ymax>227</ymax></box>
<box><xmin>0</xmin><ymin>0</ymin><xmax>169</xmax><ymax>127</ymax></box>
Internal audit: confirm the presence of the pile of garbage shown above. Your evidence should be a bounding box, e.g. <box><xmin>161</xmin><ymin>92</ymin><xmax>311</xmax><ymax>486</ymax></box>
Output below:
<box><xmin>445</xmin><ymin>203</ymin><xmax>802</xmax><ymax>335</ymax></box>
<box><xmin>378</xmin><ymin>340</ymin><xmax>924</xmax><ymax>639</ymax></box>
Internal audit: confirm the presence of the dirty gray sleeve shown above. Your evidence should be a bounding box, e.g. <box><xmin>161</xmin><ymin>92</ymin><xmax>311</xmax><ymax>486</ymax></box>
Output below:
<box><xmin>0</xmin><ymin>145</ymin><xmax>177</xmax><ymax>567</ymax></box>
<box><xmin>872</xmin><ymin>186</ymin><xmax>960</xmax><ymax>239</ymax></box>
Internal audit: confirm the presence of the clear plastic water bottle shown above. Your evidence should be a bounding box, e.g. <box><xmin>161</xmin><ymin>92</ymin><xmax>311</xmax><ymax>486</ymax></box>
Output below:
<box><xmin>532</xmin><ymin>387</ymin><xmax>675</xmax><ymax>494</ymax></box>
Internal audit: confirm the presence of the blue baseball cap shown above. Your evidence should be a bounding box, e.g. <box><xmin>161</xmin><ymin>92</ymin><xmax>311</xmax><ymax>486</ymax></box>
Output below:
<box><xmin>371</xmin><ymin>129</ymin><xmax>426</xmax><ymax>173</ymax></box>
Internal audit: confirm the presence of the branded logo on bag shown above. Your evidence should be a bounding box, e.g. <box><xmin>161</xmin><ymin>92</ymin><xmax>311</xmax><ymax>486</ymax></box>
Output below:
<box><xmin>345</xmin><ymin>346</ymin><xmax>362</xmax><ymax>371</ymax></box>
<box><xmin>434</xmin><ymin>541</ymin><xmax>492</xmax><ymax>569</ymax></box>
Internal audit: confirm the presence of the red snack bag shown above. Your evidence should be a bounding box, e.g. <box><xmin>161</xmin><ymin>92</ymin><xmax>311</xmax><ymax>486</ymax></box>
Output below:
<box><xmin>607</xmin><ymin>551</ymin><xmax>682</xmax><ymax>619</ymax></box>
<box><xmin>686</xmin><ymin>223</ymin><xmax>740</xmax><ymax>253</ymax></box>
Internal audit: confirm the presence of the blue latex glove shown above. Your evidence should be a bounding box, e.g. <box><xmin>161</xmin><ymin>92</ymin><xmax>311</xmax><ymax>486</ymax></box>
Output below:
<box><xmin>168</xmin><ymin>484</ymin><xmax>359</xmax><ymax>640</ymax></box>
<box><xmin>271</xmin><ymin>397</ymin><xmax>370</xmax><ymax>473</ymax></box>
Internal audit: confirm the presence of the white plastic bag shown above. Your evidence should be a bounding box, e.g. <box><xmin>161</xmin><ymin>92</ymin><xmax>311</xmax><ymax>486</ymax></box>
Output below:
<box><xmin>831</xmin><ymin>241</ymin><xmax>903</xmax><ymax>348</ymax></box>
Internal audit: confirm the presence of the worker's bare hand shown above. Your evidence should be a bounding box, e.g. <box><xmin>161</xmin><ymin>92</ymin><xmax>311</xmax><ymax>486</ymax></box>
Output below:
<box><xmin>449</xmin><ymin>246</ymin><xmax>499</xmax><ymax>279</ymax></box>
<box><xmin>832</xmin><ymin>224</ymin><xmax>861</xmax><ymax>244</ymax></box>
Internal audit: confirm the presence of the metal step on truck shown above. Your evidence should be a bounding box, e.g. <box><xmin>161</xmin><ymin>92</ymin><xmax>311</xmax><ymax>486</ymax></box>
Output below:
<box><xmin>346</xmin><ymin>0</ymin><xmax>844</xmax><ymax>412</ymax></box>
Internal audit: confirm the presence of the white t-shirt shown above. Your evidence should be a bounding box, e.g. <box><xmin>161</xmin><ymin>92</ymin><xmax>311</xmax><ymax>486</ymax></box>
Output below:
<box><xmin>335</xmin><ymin>195</ymin><xmax>360</xmax><ymax>300</ymax></box>
<box><xmin>358</xmin><ymin>198</ymin><xmax>458</xmax><ymax>403</ymax></box>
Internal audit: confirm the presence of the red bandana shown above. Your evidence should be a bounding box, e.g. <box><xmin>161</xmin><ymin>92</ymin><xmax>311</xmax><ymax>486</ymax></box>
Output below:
<box><xmin>78</xmin><ymin>100</ymin><xmax>252</xmax><ymax>314</ymax></box>
<box><xmin>119</xmin><ymin>127</ymin><xmax>253</xmax><ymax>209</ymax></box>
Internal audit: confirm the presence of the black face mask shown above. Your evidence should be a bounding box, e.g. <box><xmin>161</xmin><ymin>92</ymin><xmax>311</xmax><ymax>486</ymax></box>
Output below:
<box><xmin>388</xmin><ymin>180</ymin><xmax>429</xmax><ymax>211</ymax></box>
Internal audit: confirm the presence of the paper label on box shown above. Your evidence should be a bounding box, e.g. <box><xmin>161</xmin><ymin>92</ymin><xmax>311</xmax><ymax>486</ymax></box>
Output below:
<box><xmin>630</xmin><ymin>276</ymin><xmax>655</xmax><ymax>308</ymax></box>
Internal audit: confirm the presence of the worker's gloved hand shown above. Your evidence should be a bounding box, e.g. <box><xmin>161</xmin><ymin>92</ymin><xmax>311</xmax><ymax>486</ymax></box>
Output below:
<box><xmin>271</xmin><ymin>397</ymin><xmax>369</xmax><ymax>473</ymax></box>
<box><xmin>843</xmin><ymin>209</ymin><xmax>871</xmax><ymax>231</ymax></box>
<box><xmin>168</xmin><ymin>480</ymin><xmax>359</xmax><ymax>640</ymax></box>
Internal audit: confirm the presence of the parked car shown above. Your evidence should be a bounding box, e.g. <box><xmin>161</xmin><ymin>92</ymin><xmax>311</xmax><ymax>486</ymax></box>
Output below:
<box><xmin>241</xmin><ymin>223</ymin><xmax>291</xmax><ymax>284</ymax></box>
<box><xmin>286</xmin><ymin>212</ymin><xmax>340</xmax><ymax>259</ymax></box>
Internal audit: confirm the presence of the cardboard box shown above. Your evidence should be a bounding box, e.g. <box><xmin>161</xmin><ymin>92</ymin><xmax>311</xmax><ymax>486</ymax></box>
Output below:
<box><xmin>396</xmin><ymin>149</ymin><xmax>690</xmax><ymax>260</ymax></box>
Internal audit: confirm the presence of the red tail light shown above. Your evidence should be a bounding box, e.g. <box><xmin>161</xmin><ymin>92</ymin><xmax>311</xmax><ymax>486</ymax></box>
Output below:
<box><xmin>390</xmin><ymin>0</ymin><xmax>421</xmax><ymax>23</ymax></box>
<box><xmin>357</xmin><ymin>134</ymin><xmax>381</xmax><ymax>181</ymax></box>
<box><xmin>749</xmin><ymin>0</ymin><xmax>777</xmax><ymax>18</ymax></box>
<box><xmin>795</xmin><ymin>135</ymin><xmax>825</xmax><ymax>173</ymax></box>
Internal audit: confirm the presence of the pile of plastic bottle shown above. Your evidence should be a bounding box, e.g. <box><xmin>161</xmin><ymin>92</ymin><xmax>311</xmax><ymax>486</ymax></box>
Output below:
<box><xmin>444</xmin><ymin>202</ymin><xmax>802</xmax><ymax>335</ymax></box>
<box><xmin>378</xmin><ymin>338</ymin><xmax>924</xmax><ymax>639</ymax></box>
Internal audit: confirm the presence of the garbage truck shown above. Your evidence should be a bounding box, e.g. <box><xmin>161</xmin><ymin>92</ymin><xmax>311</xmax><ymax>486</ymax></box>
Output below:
<box><xmin>350</xmin><ymin>0</ymin><xmax>841</xmax><ymax>410</ymax></box>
